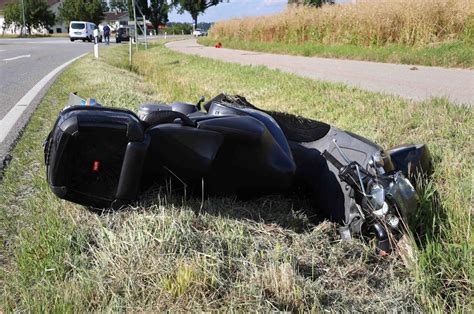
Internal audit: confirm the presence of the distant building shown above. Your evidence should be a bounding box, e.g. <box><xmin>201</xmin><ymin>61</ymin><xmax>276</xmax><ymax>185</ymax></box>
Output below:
<box><xmin>0</xmin><ymin>0</ymin><xmax>129</xmax><ymax>35</ymax></box>
<box><xmin>49</xmin><ymin>0</ymin><xmax>65</xmax><ymax>34</ymax></box>
<box><xmin>103</xmin><ymin>11</ymin><xmax>129</xmax><ymax>31</ymax></box>
<box><xmin>0</xmin><ymin>0</ymin><xmax>64</xmax><ymax>35</ymax></box>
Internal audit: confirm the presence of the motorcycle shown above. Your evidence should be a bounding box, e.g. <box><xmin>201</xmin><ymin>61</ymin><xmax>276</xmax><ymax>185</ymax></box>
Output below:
<box><xmin>44</xmin><ymin>93</ymin><xmax>431</xmax><ymax>253</ymax></box>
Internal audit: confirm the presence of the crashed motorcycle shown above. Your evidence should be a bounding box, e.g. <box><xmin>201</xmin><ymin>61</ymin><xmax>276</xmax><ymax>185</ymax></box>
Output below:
<box><xmin>44</xmin><ymin>93</ymin><xmax>431</xmax><ymax>253</ymax></box>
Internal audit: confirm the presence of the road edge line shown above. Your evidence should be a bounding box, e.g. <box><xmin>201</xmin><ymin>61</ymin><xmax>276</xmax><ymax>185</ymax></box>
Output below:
<box><xmin>0</xmin><ymin>52</ymin><xmax>88</xmax><ymax>143</ymax></box>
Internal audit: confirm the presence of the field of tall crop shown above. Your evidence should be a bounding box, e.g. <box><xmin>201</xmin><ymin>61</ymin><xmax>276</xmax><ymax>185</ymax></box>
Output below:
<box><xmin>209</xmin><ymin>0</ymin><xmax>473</xmax><ymax>47</ymax></box>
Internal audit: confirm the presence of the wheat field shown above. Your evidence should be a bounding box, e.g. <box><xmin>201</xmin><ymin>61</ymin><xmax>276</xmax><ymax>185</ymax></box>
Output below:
<box><xmin>209</xmin><ymin>0</ymin><xmax>473</xmax><ymax>46</ymax></box>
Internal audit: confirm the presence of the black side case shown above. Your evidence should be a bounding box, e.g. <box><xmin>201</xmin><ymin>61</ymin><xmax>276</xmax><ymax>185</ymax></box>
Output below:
<box><xmin>44</xmin><ymin>106</ymin><xmax>148</xmax><ymax>208</ymax></box>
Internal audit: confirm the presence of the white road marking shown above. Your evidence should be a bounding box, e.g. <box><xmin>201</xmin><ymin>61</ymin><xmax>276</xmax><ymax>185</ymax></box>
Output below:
<box><xmin>2</xmin><ymin>54</ymin><xmax>31</xmax><ymax>61</ymax></box>
<box><xmin>0</xmin><ymin>53</ymin><xmax>87</xmax><ymax>143</ymax></box>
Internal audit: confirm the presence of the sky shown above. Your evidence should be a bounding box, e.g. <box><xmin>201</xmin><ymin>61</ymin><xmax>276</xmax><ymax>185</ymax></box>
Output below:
<box><xmin>168</xmin><ymin>0</ymin><xmax>288</xmax><ymax>23</ymax></box>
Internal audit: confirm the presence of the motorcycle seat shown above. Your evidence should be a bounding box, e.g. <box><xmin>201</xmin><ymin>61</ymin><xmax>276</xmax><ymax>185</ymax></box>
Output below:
<box><xmin>206</xmin><ymin>94</ymin><xmax>330</xmax><ymax>143</ymax></box>
<box><xmin>266</xmin><ymin>111</ymin><xmax>330</xmax><ymax>143</ymax></box>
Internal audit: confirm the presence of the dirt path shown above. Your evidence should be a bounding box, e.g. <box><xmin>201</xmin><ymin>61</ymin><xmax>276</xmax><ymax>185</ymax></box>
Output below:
<box><xmin>166</xmin><ymin>39</ymin><xmax>474</xmax><ymax>106</ymax></box>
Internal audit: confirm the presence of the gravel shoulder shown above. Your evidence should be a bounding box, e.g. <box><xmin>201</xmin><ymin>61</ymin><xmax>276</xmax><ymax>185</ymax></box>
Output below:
<box><xmin>166</xmin><ymin>39</ymin><xmax>474</xmax><ymax>106</ymax></box>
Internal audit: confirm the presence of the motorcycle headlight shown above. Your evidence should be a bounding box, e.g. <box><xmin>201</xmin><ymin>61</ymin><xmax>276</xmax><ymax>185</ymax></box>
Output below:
<box><xmin>369</xmin><ymin>183</ymin><xmax>390</xmax><ymax>217</ymax></box>
<box><xmin>369</xmin><ymin>184</ymin><xmax>385</xmax><ymax>209</ymax></box>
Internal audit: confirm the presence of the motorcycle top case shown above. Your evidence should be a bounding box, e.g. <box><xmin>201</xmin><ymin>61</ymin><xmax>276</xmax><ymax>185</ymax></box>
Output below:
<box><xmin>44</xmin><ymin>106</ymin><xmax>148</xmax><ymax>208</ymax></box>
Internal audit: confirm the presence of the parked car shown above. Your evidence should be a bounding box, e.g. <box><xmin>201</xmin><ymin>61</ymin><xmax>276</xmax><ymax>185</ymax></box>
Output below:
<box><xmin>69</xmin><ymin>21</ymin><xmax>102</xmax><ymax>42</ymax></box>
<box><xmin>116</xmin><ymin>27</ymin><xmax>131</xmax><ymax>43</ymax></box>
<box><xmin>193</xmin><ymin>28</ymin><xmax>207</xmax><ymax>37</ymax></box>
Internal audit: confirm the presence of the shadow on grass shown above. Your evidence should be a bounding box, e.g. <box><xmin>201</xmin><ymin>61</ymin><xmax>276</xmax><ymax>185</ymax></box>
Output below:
<box><xmin>134</xmin><ymin>182</ymin><xmax>318</xmax><ymax>234</ymax></box>
<box><xmin>410</xmin><ymin>176</ymin><xmax>446</xmax><ymax>247</ymax></box>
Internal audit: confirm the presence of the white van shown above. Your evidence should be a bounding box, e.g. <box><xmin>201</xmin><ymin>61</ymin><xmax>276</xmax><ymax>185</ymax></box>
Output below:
<box><xmin>69</xmin><ymin>21</ymin><xmax>102</xmax><ymax>42</ymax></box>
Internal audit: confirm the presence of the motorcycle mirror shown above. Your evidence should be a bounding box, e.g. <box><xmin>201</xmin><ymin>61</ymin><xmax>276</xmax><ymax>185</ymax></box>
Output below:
<box><xmin>196</xmin><ymin>96</ymin><xmax>205</xmax><ymax>110</ymax></box>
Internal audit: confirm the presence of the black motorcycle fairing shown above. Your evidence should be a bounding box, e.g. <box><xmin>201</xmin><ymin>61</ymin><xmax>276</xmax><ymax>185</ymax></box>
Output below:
<box><xmin>289</xmin><ymin>142</ymin><xmax>346</xmax><ymax>222</ymax></box>
<box><xmin>198</xmin><ymin>116</ymin><xmax>296</xmax><ymax>191</ymax></box>
<box><xmin>198</xmin><ymin>115</ymin><xmax>271</xmax><ymax>142</ymax></box>
<box><xmin>207</xmin><ymin>100</ymin><xmax>293</xmax><ymax>159</ymax></box>
<box><xmin>287</xmin><ymin>125</ymin><xmax>382</xmax><ymax>227</ymax></box>
<box><xmin>142</xmin><ymin>115</ymin><xmax>296</xmax><ymax>195</ymax></box>
<box><xmin>116</xmin><ymin>137</ymin><xmax>150</xmax><ymax>202</ymax></box>
<box><xmin>144</xmin><ymin>123</ymin><xmax>225</xmax><ymax>183</ymax></box>
<box><xmin>204</xmin><ymin>141</ymin><xmax>295</xmax><ymax>196</ymax></box>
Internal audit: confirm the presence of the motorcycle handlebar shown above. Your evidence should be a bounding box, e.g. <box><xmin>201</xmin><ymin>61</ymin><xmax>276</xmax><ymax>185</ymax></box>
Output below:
<box><xmin>141</xmin><ymin>110</ymin><xmax>196</xmax><ymax>128</ymax></box>
<box><xmin>322</xmin><ymin>150</ymin><xmax>344</xmax><ymax>170</ymax></box>
<box><xmin>322</xmin><ymin>150</ymin><xmax>371</xmax><ymax>192</ymax></box>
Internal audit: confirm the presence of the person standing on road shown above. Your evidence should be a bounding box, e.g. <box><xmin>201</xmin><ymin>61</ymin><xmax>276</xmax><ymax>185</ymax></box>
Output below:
<box><xmin>103</xmin><ymin>24</ymin><xmax>110</xmax><ymax>45</ymax></box>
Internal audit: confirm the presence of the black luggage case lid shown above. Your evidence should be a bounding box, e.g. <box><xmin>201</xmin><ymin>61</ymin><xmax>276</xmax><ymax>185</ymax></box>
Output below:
<box><xmin>45</xmin><ymin>106</ymin><xmax>147</xmax><ymax>208</ymax></box>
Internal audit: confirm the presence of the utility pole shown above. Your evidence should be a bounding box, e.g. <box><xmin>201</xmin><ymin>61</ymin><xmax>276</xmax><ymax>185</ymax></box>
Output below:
<box><xmin>21</xmin><ymin>0</ymin><xmax>26</xmax><ymax>36</ymax></box>
<box><xmin>143</xmin><ymin>15</ymin><xmax>147</xmax><ymax>49</ymax></box>
<box><xmin>129</xmin><ymin>34</ymin><xmax>132</xmax><ymax>69</ymax></box>
<box><xmin>132</xmin><ymin>0</ymin><xmax>138</xmax><ymax>52</ymax></box>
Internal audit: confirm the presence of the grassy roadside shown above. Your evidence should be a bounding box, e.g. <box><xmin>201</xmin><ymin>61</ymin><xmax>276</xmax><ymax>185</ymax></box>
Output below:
<box><xmin>198</xmin><ymin>37</ymin><xmax>474</xmax><ymax>68</ymax></box>
<box><xmin>1</xmin><ymin>43</ymin><xmax>472</xmax><ymax>311</ymax></box>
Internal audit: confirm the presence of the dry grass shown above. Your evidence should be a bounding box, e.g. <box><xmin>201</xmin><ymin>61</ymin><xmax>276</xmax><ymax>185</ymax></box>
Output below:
<box><xmin>209</xmin><ymin>0</ymin><xmax>473</xmax><ymax>47</ymax></box>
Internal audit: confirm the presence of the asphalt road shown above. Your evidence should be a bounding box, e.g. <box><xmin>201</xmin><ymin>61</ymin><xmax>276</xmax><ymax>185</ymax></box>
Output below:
<box><xmin>0</xmin><ymin>37</ymin><xmax>109</xmax><ymax>168</ymax></box>
<box><xmin>167</xmin><ymin>39</ymin><xmax>474</xmax><ymax>106</ymax></box>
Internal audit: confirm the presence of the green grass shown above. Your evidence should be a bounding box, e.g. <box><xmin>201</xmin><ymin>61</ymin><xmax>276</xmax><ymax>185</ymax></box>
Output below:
<box><xmin>1</xmin><ymin>42</ymin><xmax>472</xmax><ymax>311</ymax></box>
<box><xmin>198</xmin><ymin>37</ymin><xmax>474</xmax><ymax>68</ymax></box>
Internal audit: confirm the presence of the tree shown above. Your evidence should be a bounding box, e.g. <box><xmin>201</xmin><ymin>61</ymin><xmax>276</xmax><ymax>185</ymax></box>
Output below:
<box><xmin>101</xmin><ymin>1</ymin><xmax>109</xmax><ymax>12</ymax></box>
<box><xmin>110</xmin><ymin>0</ymin><xmax>128</xmax><ymax>12</ymax></box>
<box><xmin>173</xmin><ymin>0</ymin><xmax>226</xmax><ymax>29</ymax></box>
<box><xmin>127</xmin><ymin>0</ymin><xmax>134</xmax><ymax>19</ymax></box>
<box><xmin>149</xmin><ymin>0</ymin><xmax>169</xmax><ymax>33</ymax></box>
<box><xmin>59</xmin><ymin>0</ymin><xmax>104</xmax><ymax>26</ymax></box>
<box><xmin>129</xmin><ymin>0</ymin><xmax>150</xmax><ymax>35</ymax></box>
<box><xmin>3</xmin><ymin>0</ymin><xmax>55</xmax><ymax>35</ymax></box>
<box><xmin>288</xmin><ymin>0</ymin><xmax>334</xmax><ymax>7</ymax></box>
<box><xmin>3</xmin><ymin>4</ymin><xmax>22</xmax><ymax>33</ymax></box>
<box><xmin>166</xmin><ymin>22</ymin><xmax>192</xmax><ymax>35</ymax></box>
<box><xmin>125</xmin><ymin>0</ymin><xmax>147</xmax><ymax>24</ymax></box>
<box><xmin>135</xmin><ymin>0</ymin><xmax>151</xmax><ymax>16</ymax></box>
<box><xmin>128</xmin><ymin>0</ymin><xmax>168</xmax><ymax>34</ymax></box>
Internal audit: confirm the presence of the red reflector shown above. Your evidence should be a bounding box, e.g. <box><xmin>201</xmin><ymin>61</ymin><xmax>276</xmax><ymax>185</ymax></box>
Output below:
<box><xmin>93</xmin><ymin>160</ymin><xmax>100</xmax><ymax>172</ymax></box>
